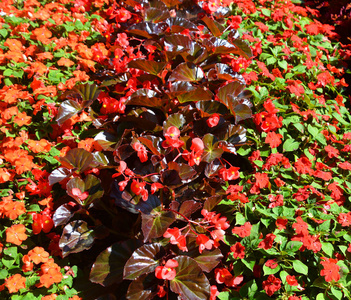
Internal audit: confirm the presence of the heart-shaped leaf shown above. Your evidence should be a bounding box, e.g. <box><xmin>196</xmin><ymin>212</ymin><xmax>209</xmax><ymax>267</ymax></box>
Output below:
<box><xmin>165</xmin><ymin>17</ymin><xmax>197</xmax><ymax>32</ymax></box>
<box><xmin>53</xmin><ymin>203</ymin><xmax>76</xmax><ymax>227</ymax></box>
<box><xmin>169</xmin><ymin>62</ymin><xmax>204</xmax><ymax>82</ymax></box>
<box><xmin>201</xmin><ymin>15</ymin><xmax>224</xmax><ymax>37</ymax></box>
<box><xmin>59</xmin><ymin>148</ymin><xmax>95</xmax><ymax>173</ymax></box>
<box><xmin>202</xmin><ymin>134</ymin><xmax>224</xmax><ymax>163</ymax></box>
<box><xmin>126</xmin><ymin>89</ymin><xmax>162</xmax><ymax>107</ymax></box>
<box><xmin>138</xmin><ymin>136</ymin><xmax>162</xmax><ymax>156</ymax></box>
<box><xmin>163</xmin><ymin>113</ymin><xmax>186</xmax><ymax>132</ymax></box>
<box><xmin>170</xmin><ymin>256</ymin><xmax>210</xmax><ymax>300</ymax></box>
<box><xmin>59</xmin><ymin>220</ymin><xmax>95</xmax><ymax>258</ymax></box>
<box><xmin>195</xmin><ymin>100</ymin><xmax>228</xmax><ymax>117</ymax></box>
<box><xmin>123</xmin><ymin>243</ymin><xmax>163</xmax><ymax>280</ymax></box>
<box><xmin>178</xmin><ymin>200</ymin><xmax>202</xmax><ymax>218</ymax></box>
<box><xmin>84</xmin><ymin>174</ymin><xmax>104</xmax><ymax>206</ymax></box>
<box><xmin>141</xmin><ymin>206</ymin><xmax>176</xmax><ymax>242</ymax></box>
<box><xmin>94</xmin><ymin>131</ymin><xmax>118</xmax><ymax>151</ymax></box>
<box><xmin>145</xmin><ymin>7</ymin><xmax>169</xmax><ymax>22</ymax></box>
<box><xmin>194</xmin><ymin>248</ymin><xmax>223</xmax><ymax>273</ymax></box>
<box><xmin>56</xmin><ymin>100</ymin><xmax>82</xmax><ymax>126</ymax></box>
<box><xmin>90</xmin><ymin>239</ymin><xmax>143</xmax><ymax>286</ymax></box>
<box><xmin>66</xmin><ymin>177</ymin><xmax>86</xmax><ymax>205</ymax></box>
<box><xmin>177</xmin><ymin>87</ymin><xmax>213</xmax><ymax>103</ymax></box>
<box><xmin>128</xmin><ymin>59</ymin><xmax>166</xmax><ymax>76</ymax></box>
<box><xmin>48</xmin><ymin>167</ymin><xmax>71</xmax><ymax>186</ymax></box>
<box><xmin>164</xmin><ymin>34</ymin><xmax>193</xmax><ymax>53</ymax></box>
<box><xmin>168</xmin><ymin>162</ymin><xmax>197</xmax><ymax>183</ymax></box>
<box><xmin>126</xmin><ymin>273</ymin><xmax>158</xmax><ymax>300</ymax></box>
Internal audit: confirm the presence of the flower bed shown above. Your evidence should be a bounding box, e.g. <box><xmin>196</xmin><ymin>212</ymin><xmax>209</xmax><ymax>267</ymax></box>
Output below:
<box><xmin>0</xmin><ymin>0</ymin><xmax>350</xmax><ymax>299</ymax></box>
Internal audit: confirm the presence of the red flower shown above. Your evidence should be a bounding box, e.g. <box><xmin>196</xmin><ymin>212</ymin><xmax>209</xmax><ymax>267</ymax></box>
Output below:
<box><xmin>320</xmin><ymin>257</ymin><xmax>340</xmax><ymax>282</ymax></box>
<box><xmin>32</xmin><ymin>213</ymin><xmax>54</xmax><ymax>235</ymax></box>
<box><xmin>265</xmin><ymin>131</ymin><xmax>283</xmax><ymax>148</ymax></box>
<box><xmin>262</xmin><ymin>275</ymin><xmax>282</xmax><ymax>296</ymax></box>
<box><xmin>232</xmin><ymin>222</ymin><xmax>252</xmax><ymax>237</ymax></box>
<box><xmin>276</xmin><ymin>217</ymin><xmax>288</xmax><ymax>230</ymax></box>
<box><xmin>132</xmin><ymin>142</ymin><xmax>148</xmax><ymax>163</ymax></box>
<box><xmin>163</xmin><ymin>228</ymin><xmax>188</xmax><ymax>251</ymax></box>
<box><xmin>258</xmin><ymin>233</ymin><xmax>276</xmax><ymax>250</ymax></box>
<box><xmin>162</xmin><ymin>126</ymin><xmax>184</xmax><ymax>149</ymax></box>
<box><xmin>155</xmin><ymin>259</ymin><xmax>178</xmax><ymax>280</ymax></box>
<box><xmin>265</xmin><ymin>259</ymin><xmax>278</xmax><ymax>269</ymax></box>
<box><xmin>206</xmin><ymin>114</ymin><xmax>220</xmax><ymax>127</ymax></box>
<box><xmin>130</xmin><ymin>180</ymin><xmax>148</xmax><ymax>201</ymax></box>
<box><xmin>196</xmin><ymin>234</ymin><xmax>214</xmax><ymax>253</ymax></box>
<box><xmin>190</xmin><ymin>138</ymin><xmax>204</xmax><ymax>152</ymax></box>
<box><xmin>292</xmin><ymin>217</ymin><xmax>309</xmax><ymax>235</ymax></box>
<box><xmin>71</xmin><ymin>188</ymin><xmax>89</xmax><ymax>202</ymax></box>
<box><xmin>286</xmin><ymin>275</ymin><xmax>298</xmax><ymax>286</ymax></box>
<box><xmin>230</xmin><ymin>242</ymin><xmax>245</xmax><ymax>259</ymax></box>
<box><xmin>218</xmin><ymin>166</ymin><xmax>240</xmax><ymax>181</ymax></box>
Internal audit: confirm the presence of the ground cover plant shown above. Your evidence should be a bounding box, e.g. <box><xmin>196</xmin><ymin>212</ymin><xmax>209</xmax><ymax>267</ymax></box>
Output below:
<box><xmin>0</xmin><ymin>0</ymin><xmax>351</xmax><ymax>299</ymax></box>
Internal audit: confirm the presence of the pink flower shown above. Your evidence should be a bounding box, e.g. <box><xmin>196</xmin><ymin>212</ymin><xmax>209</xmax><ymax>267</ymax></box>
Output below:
<box><xmin>155</xmin><ymin>259</ymin><xmax>178</xmax><ymax>280</ymax></box>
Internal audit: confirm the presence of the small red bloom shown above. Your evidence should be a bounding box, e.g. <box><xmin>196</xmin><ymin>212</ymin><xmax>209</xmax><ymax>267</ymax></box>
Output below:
<box><xmin>155</xmin><ymin>259</ymin><xmax>178</xmax><ymax>280</ymax></box>
<box><xmin>163</xmin><ymin>228</ymin><xmax>188</xmax><ymax>252</ymax></box>
<box><xmin>130</xmin><ymin>180</ymin><xmax>148</xmax><ymax>201</ymax></box>
<box><xmin>262</xmin><ymin>275</ymin><xmax>282</xmax><ymax>296</ymax></box>
<box><xmin>320</xmin><ymin>257</ymin><xmax>340</xmax><ymax>282</ymax></box>
<box><xmin>218</xmin><ymin>166</ymin><xmax>240</xmax><ymax>181</ymax></box>
<box><xmin>132</xmin><ymin>142</ymin><xmax>148</xmax><ymax>163</ymax></box>
<box><xmin>232</xmin><ymin>222</ymin><xmax>252</xmax><ymax>237</ymax></box>
<box><xmin>206</xmin><ymin>114</ymin><xmax>220</xmax><ymax>127</ymax></box>
<box><xmin>286</xmin><ymin>275</ymin><xmax>298</xmax><ymax>286</ymax></box>
<box><xmin>196</xmin><ymin>234</ymin><xmax>214</xmax><ymax>253</ymax></box>
<box><xmin>230</xmin><ymin>242</ymin><xmax>245</xmax><ymax>259</ymax></box>
<box><xmin>258</xmin><ymin>233</ymin><xmax>276</xmax><ymax>250</ymax></box>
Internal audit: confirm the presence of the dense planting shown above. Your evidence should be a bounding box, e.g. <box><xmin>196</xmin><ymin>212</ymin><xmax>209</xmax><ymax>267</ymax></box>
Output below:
<box><xmin>0</xmin><ymin>0</ymin><xmax>350</xmax><ymax>299</ymax></box>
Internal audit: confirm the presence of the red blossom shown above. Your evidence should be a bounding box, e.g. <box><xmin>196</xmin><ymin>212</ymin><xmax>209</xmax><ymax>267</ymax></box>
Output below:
<box><xmin>320</xmin><ymin>257</ymin><xmax>340</xmax><ymax>282</ymax></box>
<box><xmin>155</xmin><ymin>259</ymin><xmax>178</xmax><ymax>280</ymax></box>
<box><xmin>258</xmin><ymin>233</ymin><xmax>276</xmax><ymax>250</ymax></box>
<box><xmin>196</xmin><ymin>234</ymin><xmax>214</xmax><ymax>253</ymax></box>
<box><xmin>163</xmin><ymin>228</ymin><xmax>188</xmax><ymax>252</ymax></box>
<box><xmin>232</xmin><ymin>222</ymin><xmax>252</xmax><ymax>237</ymax></box>
<box><xmin>262</xmin><ymin>275</ymin><xmax>282</xmax><ymax>296</ymax></box>
<box><xmin>206</xmin><ymin>114</ymin><xmax>220</xmax><ymax>127</ymax></box>
<box><xmin>230</xmin><ymin>242</ymin><xmax>245</xmax><ymax>259</ymax></box>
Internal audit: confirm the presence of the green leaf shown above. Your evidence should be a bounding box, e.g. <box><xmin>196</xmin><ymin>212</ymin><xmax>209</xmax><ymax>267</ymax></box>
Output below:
<box><xmin>202</xmin><ymin>134</ymin><xmax>224</xmax><ymax>163</ymax></box>
<box><xmin>163</xmin><ymin>113</ymin><xmax>186</xmax><ymax>131</ymax></box>
<box><xmin>278</xmin><ymin>60</ymin><xmax>287</xmax><ymax>70</ymax></box>
<box><xmin>59</xmin><ymin>220</ymin><xmax>95</xmax><ymax>258</ymax></box>
<box><xmin>283</xmin><ymin>138</ymin><xmax>300</xmax><ymax>152</ymax></box>
<box><xmin>263</xmin><ymin>265</ymin><xmax>281</xmax><ymax>275</ymax></box>
<box><xmin>261</xmin><ymin>8</ymin><xmax>271</xmax><ymax>16</ymax></box>
<box><xmin>321</xmin><ymin>242</ymin><xmax>334</xmax><ymax>257</ymax></box>
<box><xmin>316</xmin><ymin>293</ymin><xmax>327</xmax><ymax>300</ymax></box>
<box><xmin>170</xmin><ymin>256</ymin><xmax>210</xmax><ymax>300</ymax></box>
<box><xmin>330</xmin><ymin>287</ymin><xmax>343</xmax><ymax>300</ymax></box>
<box><xmin>239</xmin><ymin>279</ymin><xmax>258</xmax><ymax>299</ymax></box>
<box><xmin>194</xmin><ymin>248</ymin><xmax>223</xmax><ymax>273</ymax></box>
<box><xmin>141</xmin><ymin>206</ymin><xmax>176</xmax><ymax>242</ymax></box>
<box><xmin>293</xmin><ymin>260</ymin><xmax>308</xmax><ymax>275</ymax></box>
<box><xmin>123</xmin><ymin>243</ymin><xmax>162</xmax><ymax>280</ymax></box>
<box><xmin>90</xmin><ymin>239</ymin><xmax>143</xmax><ymax>286</ymax></box>
<box><xmin>242</xmin><ymin>258</ymin><xmax>256</xmax><ymax>271</ymax></box>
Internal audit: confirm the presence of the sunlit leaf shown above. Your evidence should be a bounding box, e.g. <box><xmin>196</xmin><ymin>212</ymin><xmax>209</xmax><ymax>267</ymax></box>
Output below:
<box><xmin>195</xmin><ymin>100</ymin><xmax>228</xmax><ymax>117</ymax></box>
<box><xmin>169</xmin><ymin>62</ymin><xmax>204</xmax><ymax>82</ymax></box>
<box><xmin>202</xmin><ymin>134</ymin><xmax>224</xmax><ymax>163</ymax></box>
<box><xmin>138</xmin><ymin>136</ymin><xmax>162</xmax><ymax>156</ymax></box>
<box><xmin>141</xmin><ymin>206</ymin><xmax>176</xmax><ymax>241</ymax></box>
<box><xmin>166</xmin><ymin>17</ymin><xmax>197</xmax><ymax>33</ymax></box>
<box><xmin>201</xmin><ymin>15</ymin><xmax>224</xmax><ymax>37</ymax></box>
<box><xmin>194</xmin><ymin>248</ymin><xmax>223</xmax><ymax>273</ymax></box>
<box><xmin>163</xmin><ymin>113</ymin><xmax>186</xmax><ymax>131</ymax></box>
<box><xmin>178</xmin><ymin>200</ymin><xmax>202</xmax><ymax>218</ymax></box>
<box><xmin>124</xmin><ymin>243</ymin><xmax>163</xmax><ymax>280</ymax></box>
<box><xmin>126</xmin><ymin>89</ymin><xmax>163</xmax><ymax>108</ymax></box>
<box><xmin>56</xmin><ymin>100</ymin><xmax>82</xmax><ymax>126</ymax></box>
<box><xmin>53</xmin><ymin>204</ymin><xmax>75</xmax><ymax>227</ymax></box>
<box><xmin>84</xmin><ymin>174</ymin><xmax>104</xmax><ymax>206</ymax></box>
<box><xmin>59</xmin><ymin>220</ymin><xmax>95</xmax><ymax>258</ymax></box>
<box><xmin>48</xmin><ymin>167</ymin><xmax>71</xmax><ymax>186</ymax></box>
<box><xmin>59</xmin><ymin>148</ymin><xmax>95</xmax><ymax>173</ymax></box>
<box><xmin>170</xmin><ymin>256</ymin><xmax>210</xmax><ymax>300</ymax></box>
<box><xmin>126</xmin><ymin>273</ymin><xmax>158</xmax><ymax>300</ymax></box>
<box><xmin>128</xmin><ymin>59</ymin><xmax>166</xmax><ymax>76</ymax></box>
<box><xmin>145</xmin><ymin>7</ymin><xmax>169</xmax><ymax>22</ymax></box>
<box><xmin>90</xmin><ymin>239</ymin><xmax>143</xmax><ymax>286</ymax></box>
